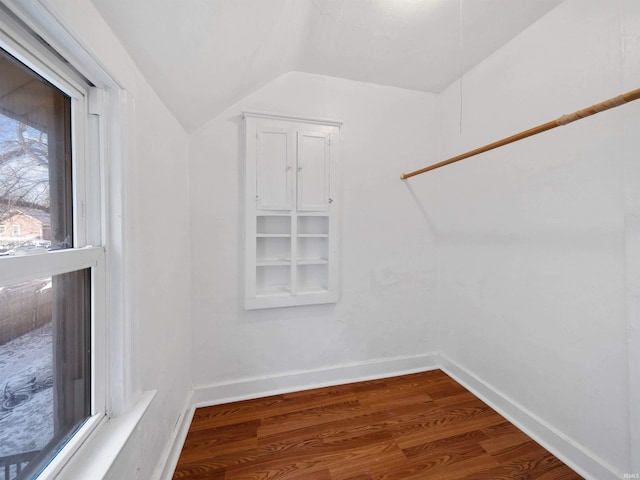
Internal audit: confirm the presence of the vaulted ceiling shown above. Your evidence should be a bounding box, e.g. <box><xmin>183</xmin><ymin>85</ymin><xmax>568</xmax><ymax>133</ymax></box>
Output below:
<box><xmin>91</xmin><ymin>0</ymin><xmax>564</xmax><ymax>132</ymax></box>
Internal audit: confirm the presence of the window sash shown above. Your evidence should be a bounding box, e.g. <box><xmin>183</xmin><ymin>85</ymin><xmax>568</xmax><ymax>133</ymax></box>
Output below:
<box><xmin>0</xmin><ymin>5</ymin><xmax>100</xmax><ymax>250</ymax></box>
<box><xmin>0</xmin><ymin>246</ymin><xmax>106</xmax><ymax>410</ymax></box>
<box><xmin>0</xmin><ymin>247</ymin><xmax>102</xmax><ymax>285</ymax></box>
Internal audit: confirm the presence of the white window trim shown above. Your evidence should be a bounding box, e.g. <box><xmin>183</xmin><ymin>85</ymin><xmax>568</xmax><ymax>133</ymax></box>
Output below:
<box><xmin>0</xmin><ymin>1</ymin><xmax>139</xmax><ymax>478</ymax></box>
<box><xmin>0</xmin><ymin>0</ymin><xmax>136</xmax><ymax>402</ymax></box>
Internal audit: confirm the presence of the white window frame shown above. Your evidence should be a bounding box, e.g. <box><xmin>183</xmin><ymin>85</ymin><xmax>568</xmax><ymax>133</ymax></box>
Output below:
<box><xmin>0</xmin><ymin>0</ymin><xmax>142</xmax><ymax>477</ymax></box>
<box><xmin>0</xmin><ymin>5</ymin><xmax>120</xmax><ymax>478</ymax></box>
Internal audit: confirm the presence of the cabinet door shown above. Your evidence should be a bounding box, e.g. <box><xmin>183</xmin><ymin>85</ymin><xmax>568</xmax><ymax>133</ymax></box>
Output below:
<box><xmin>256</xmin><ymin>127</ymin><xmax>294</xmax><ymax>211</ymax></box>
<box><xmin>297</xmin><ymin>131</ymin><xmax>331</xmax><ymax>212</ymax></box>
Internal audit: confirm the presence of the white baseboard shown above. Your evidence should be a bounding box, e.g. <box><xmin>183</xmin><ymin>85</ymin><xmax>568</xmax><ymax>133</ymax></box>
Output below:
<box><xmin>439</xmin><ymin>354</ymin><xmax>622</xmax><ymax>480</ymax></box>
<box><xmin>191</xmin><ymin>352</ymin><xmax>440</xmax><ymax>407</ymax></box>
<box><xmin>154</xmin><ymin>390</ymin><xmax>195</xmax><ymax>480</ymax></box>
<box><xmin>152</xmin><ymin>353</ymin><xmax>438</xmax><ymax>479</ymax></box>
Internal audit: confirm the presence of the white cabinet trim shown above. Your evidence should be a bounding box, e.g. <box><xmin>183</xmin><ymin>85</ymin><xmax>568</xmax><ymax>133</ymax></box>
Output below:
<box><xmin>242</xmin><ymin>110</ymin><xmax>343</xmax><ymax>127</ymax></box>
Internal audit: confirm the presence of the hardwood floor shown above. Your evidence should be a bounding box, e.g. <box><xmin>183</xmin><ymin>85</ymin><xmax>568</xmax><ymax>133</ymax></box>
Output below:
<box><xmin>173</xmin><ymin>370</ymin><xmax>582</xmax><ymax>480</ymax></box>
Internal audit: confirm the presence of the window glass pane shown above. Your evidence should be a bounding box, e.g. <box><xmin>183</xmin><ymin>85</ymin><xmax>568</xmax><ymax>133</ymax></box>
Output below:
<box><xmin>0</xmin><ymin>47</ymin><xmax>72</xmax><ymax>254</ymax></box>
<box><xmin>0</xmin><ymin>269</ymin><xmax>90</xmax><ymax>480</ymax></box>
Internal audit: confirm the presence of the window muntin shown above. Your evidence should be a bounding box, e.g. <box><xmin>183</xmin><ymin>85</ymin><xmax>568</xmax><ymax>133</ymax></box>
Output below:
<box><xmin>0</xmin><ymin>22</ymin><xmax>102</xmax><ymax>480</ymax></box>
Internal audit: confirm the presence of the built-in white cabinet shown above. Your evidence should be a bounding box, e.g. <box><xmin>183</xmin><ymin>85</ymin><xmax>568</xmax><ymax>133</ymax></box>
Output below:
<box><xmin>243</xmin><ymin>111</ymin><xmax>341</xmax><ymax>309</ymax></box>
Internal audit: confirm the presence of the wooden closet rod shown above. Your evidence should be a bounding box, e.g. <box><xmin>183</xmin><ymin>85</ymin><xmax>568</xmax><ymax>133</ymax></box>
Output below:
<box><xmin>400</xmin><ymin>87</ymin><xmax>640</xmax><ymax>180</ymax></box>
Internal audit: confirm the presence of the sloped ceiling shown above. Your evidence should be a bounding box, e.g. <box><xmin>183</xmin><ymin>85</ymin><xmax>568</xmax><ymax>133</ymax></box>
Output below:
<box><xmin>91</xmin><ymin>0</ymin><xmax>563</xmax><ymax>132</ymax></box>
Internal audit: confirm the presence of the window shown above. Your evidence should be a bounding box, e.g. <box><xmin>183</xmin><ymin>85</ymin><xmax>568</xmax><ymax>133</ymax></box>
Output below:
<box><xmin>0</xmin><ymin>225</ymin><xmax>5</xmax><ymax>235</ymax></box>
<box><xmin>0</xmin><ymin>11</ymin><xmax>104</xmax><ymax>480</ymax></box>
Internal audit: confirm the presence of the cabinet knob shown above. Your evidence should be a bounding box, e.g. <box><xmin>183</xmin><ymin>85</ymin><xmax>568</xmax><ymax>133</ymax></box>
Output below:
<box><xmin>328</xmin><ymin>198</ymin><xmax>333</xmax><ymax>204</ymax></box>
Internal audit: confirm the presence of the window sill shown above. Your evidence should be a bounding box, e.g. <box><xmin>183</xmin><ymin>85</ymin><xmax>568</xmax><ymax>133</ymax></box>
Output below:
<box><xmin>52</xmin><ymin>390</ymin><xmax>156</xmax><ymax>480</ymax></box>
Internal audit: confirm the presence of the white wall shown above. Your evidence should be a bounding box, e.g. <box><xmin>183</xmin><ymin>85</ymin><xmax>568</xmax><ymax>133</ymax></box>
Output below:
<box><xmin>36</xmin><ymin>1</ymin><xmax>193</xmax><ymax>478</ymax></box>
<box><xmin>432</xmin><ymin>0</ymin><xmax>639</xmax><ymax>476</ymax></box>
<box><xmin>32</xmin><ymin>1</ymin><xmax>640</xmax><ymax>478</ymax></box>
<box><xmin>121</xmin><ymin>61</ymin><xmax>193</xmax><ymax>480</ymax></box>
<box><xmin>189</xmin><ymin>72</ymin><xmax>439</xmax><ymax>394</ymax></box>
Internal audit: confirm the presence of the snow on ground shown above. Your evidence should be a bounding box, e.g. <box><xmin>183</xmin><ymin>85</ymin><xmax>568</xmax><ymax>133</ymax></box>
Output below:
<box><xmin>0</xmin><ymin>322</ymin><xmax>53</xmax><ymax>458</ymax></box>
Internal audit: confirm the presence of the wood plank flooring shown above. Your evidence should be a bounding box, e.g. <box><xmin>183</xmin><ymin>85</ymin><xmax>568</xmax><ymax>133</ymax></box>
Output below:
<box><xmin>173</xmin><ymin>370</ymin><xmax>582</xmax><ymax>480</ymax></box>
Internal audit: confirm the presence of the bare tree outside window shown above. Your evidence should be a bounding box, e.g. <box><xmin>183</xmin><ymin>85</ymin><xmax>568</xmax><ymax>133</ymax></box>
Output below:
<box><xmin>0</xmin><ymin>116</ymin><xmax>51</xmax><ymax>254</ymax></box>
<box><xmin>0</xmin><ymin>119</ymin><xmax>49</xmax><ymax>222</ymax></box>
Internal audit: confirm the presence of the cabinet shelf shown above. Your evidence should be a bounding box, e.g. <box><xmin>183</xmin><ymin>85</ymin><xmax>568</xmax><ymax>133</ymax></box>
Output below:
<box><xmin>297</xmin><ymin>258</ymin><xmax>328</xmax><ymax>265</ymax></box>
<box><xmin>256</xmin><ymin>258</ymin><xmax>291</xmax><ymax>266</ymax></box>
<box><xmin>257</xmin><ymin>233</ymin><xmax>291</xmax><ymax>238</ymax></box>
<box><xmin>256</xmin><ymin>288</ymin><xmax>291</xmax><ymax>297</ymax></box>
<box><xmin>297</xmin><ymin>234</ymin><xmax>328</xmax><ymax>238</ymax></box>
<box><xmin>297</xmin><ymin>287</ymin><xmax>329</xmax><ymax>295</ymax></box>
